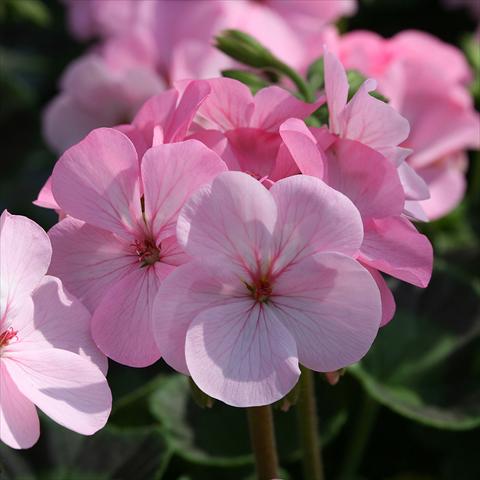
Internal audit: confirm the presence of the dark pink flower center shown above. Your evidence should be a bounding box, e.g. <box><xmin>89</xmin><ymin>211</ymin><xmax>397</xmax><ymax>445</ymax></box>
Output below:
<box><xmin>0</xmin><ymin>327</ymin><xmax>17</xmax><ymax>348</ymax></box>
<box><xmin>247</xmin><ymin>278</ymin><xmax>273</xmax><ymax>303</ymax></box>
<box><xmin>133</xmin><ymin>239</ymin><xmax>161</xmax><ymax>267</ymax></box>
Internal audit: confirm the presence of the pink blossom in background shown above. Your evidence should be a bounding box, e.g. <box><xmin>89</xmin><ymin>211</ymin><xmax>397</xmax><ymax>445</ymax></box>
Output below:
<box><xmin>0</xmin><ymin>211</ymin><xmax>111</xmax><ymax>449</ymax></box>
<box><xmin>189</xmin><ymin>77</ymin><xmax>323</xmax><ymax>185</ymax></box>
<box><xmin>48</xmin><ymin>128</ymin><xmax>226</xmax><ymax>367</ymax></box>
<box><xmin>153</xmin><ymin>171</ymin><xmax>382</xmax><ymax>407</ymax></box>
<box><xmin>331</xmin><ymin>30</ymin><xmax>480</xmax><ymax>219</ymax></box>
<box><xmin>45</xmin><ymin>0</ymin><xmax>356</xmax><ymax>155</ymax></box>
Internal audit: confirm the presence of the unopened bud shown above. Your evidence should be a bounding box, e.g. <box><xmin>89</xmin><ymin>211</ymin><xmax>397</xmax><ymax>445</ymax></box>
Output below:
<box><xmin>324</xmin><ymin>369</ymin><xmax>345</xmax><ymax>386</ymax></box>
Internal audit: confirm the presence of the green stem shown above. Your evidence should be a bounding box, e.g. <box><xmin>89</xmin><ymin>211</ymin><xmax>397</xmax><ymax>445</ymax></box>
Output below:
<box><xmin>338</xmin><ymin>393</ymin><xmax>379</xmax><ymax>480</ymax></box>
<box><xmin>272</xmin><ymin>60</ymin><xmax>315</xmax><ymax>103</ymax></box>
<box><xmin>247</xmin><ymin>405</ymin><xmax>279</xmax><ymax>480</ymax></box>
<box><xmin>297</xmin><ymin>367</ymin><xmax>325</xmax><ymax>480</ymax></box>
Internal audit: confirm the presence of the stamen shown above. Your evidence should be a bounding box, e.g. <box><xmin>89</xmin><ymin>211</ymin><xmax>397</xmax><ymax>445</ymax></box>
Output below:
<box><xmin>133</xmin><ymin>239</ymin><xmax>161</xmax><ymax>267</ymax></box>
<box><xmin>246</xmin><ymin>278</ymin><xmax>273</xmax><ymax>303</ymax></box>
<box><xmin>0</xmin><ymin>327</ymin><xmax>17</xmax><ymax>348</ymax></box>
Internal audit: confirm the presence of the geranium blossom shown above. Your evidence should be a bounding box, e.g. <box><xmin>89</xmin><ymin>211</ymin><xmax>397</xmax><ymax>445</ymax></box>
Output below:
<box><xmin>153</xmin><ymin>171</ymin><xmax>382</xmax><ymax>407</ymax></box>
<box><xmin>48</xmin><ymin>128</ymin><xmax>226</xmax><ymax>367</ymax></box>
<box><xmin>0</xmin><ymin>211</ymin><xmax>111</xmax><ymax>449</ymax></box>
<box><xmin>333</xmin><ymin>30</ymin><xmax>480</xmax><ymax>219</ymax></box>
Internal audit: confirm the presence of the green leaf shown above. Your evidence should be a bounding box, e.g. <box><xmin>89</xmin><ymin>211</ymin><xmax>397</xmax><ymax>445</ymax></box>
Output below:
<box><xmin>306</xmin><ymin>58</ymin><xmax>325</xmax><ymax>92</ymax></box>
<box><xmin>350</xmin><ymin>260</ymin><xmax>480</xmax><ymax>429</ymax></box>
<box><xmin>149</xmin><ymin>374</ymin><xmax>347</xmax><ymax>467</ymax></box>
<box><xmin>4</xmin><ymin>0</ymin><xmax>51</xmax><ymax>26</ymax></box>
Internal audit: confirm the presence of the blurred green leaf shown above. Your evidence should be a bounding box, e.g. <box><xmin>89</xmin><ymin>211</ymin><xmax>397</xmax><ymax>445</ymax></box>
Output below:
<box><xmin>350</xmin><ymin>260</ymin><xmax>480</xmax><ymax>429</ymax></box>
<box><xmin>149</xmin><ymin>374</ymin><xmax>347</xmax><ymax>468</ymax></box>
<box><xmin>2</xmin><ymin>0</ymin><xmax>51</xmax><ymax>27</ymax></box>
<box><xmin>307</xmin><ymin>57</ymin><xmax>325</xmax><ymax>92</ymax></box>
<box><xmin>221</xmin><ymin>70</ymin><xmax>270</xmax><ymax>94</ymax></box>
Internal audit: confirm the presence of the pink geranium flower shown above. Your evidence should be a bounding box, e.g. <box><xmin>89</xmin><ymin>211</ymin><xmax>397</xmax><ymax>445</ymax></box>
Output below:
<box><xmin>190</xmin><ymin>77</ymin><xmax>323</xmax><ymax>184</ymax></box>
<box><xmin>279</xmin><ymin>119</ymin><xmax>433</xmax><ymax>326</ymax></box>
<box><xmin>334</xmin><ymin>30</ymin><xmax>480</xmax><ymax>219</ymax></box>
<box><xmin>0</xmin><ymin>211</ymin><xmax>111</xmax><ymax>449</ymax></box>
<box><xmin>153</xmin><ymin>171</ymin><xmax>382</xmax><ymax>407</ymax></box>
<box><xmin>48</xmin><ymin>128</ymin><xmax>226</xmax><ymax>367</ymax></box>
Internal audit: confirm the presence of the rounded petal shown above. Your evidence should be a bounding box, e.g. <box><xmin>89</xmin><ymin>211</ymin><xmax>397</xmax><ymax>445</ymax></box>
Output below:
<box><xmin>324</xmin><ymin>138</ymin><xmax>405</xmax><ymax>218</ymax></box>
<box><xmin>153</xmin><ymin>261</ymin><xmax>245</xmax><ymax>375</ymax></box>
<box><xmin>360</xmin><ymin>217</ymin><xmax>433</xmax><ymax>288</ymax></box>
<box><xmin>1</xmin><ymin>211</ymin><xmax>51</xmax><ymax>322</ymax></box>
<box><xmin>51</xmin><ymin>128</ymin><xmax>143</xmax><ymax>239</ymax></box>
<box><xmin>0</xmin><ymin>363</ymin><xmax>40</xmax><ymax>449</ymax></box>
<box><xmin>91</xmin><ymin>267</ymin><xmax>167</xmax><ymax>367</ymax></box>
<box><xmin>3</xmin><ymin>349</ymin><xmax>111</xmax><ymax>436</ymax></box>
<box><xmin>361</xmin><ymin>264</ymin><xmax>396</xmax><ymax>327</ymax></box>
<box><xmin>33</xmin><ymin>176</ymin><xmax>61</xmax><ymax>212</ymax></box>
<box><xmin>14</xmin><ymin>276</ymin><xmax>107</xmax><ymax>374</ymax></box>
<box><xmin>185</xmin><ymin>301</ymin><xmax>300</xmax><ymax>407</ymax></box>
<box><xmin>48</xmin><ymin>217</ymin><xmax>136</xmax><ymax>313</ymax></box>
<box><xmin>142</xmin><ymin>140</ymin><xmax>227</xmax><ymax>240</ymax></box>
<box><xmin>397</xmin><ymin>162</ymin><xmax>430</xmax><ymax>201</ymax></box>
<box><xmin>177</xmin><ymin>171</ymin><xmax>277</xmax><ymax>270</ymax></box>
<box><xmin>272</xmin><ymin>253</ymin><xmax>381</xmax><ymax>372</ymax></box>
<box><xmin>269</xmin><ymin>175</ymin><xmax>364</xmax><ymax>271</ymax></box>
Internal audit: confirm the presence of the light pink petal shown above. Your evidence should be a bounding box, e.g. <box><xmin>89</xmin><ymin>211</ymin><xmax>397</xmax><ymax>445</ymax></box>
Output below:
<box><xmin>403</xmin><ymin>200</ymin><xmax>429</xmax><ymax>222</ymax></box>
<box><xmin>397</xmin><ymin>162</ymin><xmax>430</xmax><ymax>201</ymax></box>
<box><xmin>250</xmin><ymin>86</ymin><xmax>324</xmax><ymax>131</ymax></box>
<box><xmin>131</xmin><ymin>88</ymin><xmax>179</xmax><ymax>146</ymax></box>
<box><xmin>48</xmin><ymin>217</ymin><xmax>136</xmax><ymax>313</ymax></box>
<box><xmin>340</xmin><ymin>79</ymin><xmax>410</xmax><ymax>155</ymax></box>
<box><xmin>324</xmin><ymin>50</ymin><xmax>349</xmax><ymax>134</ymax></box>
<box><xmin>164</xmin><ymin>80</ymin><xmax>211</xmax><ymax>142</ymax></box>
<box><xmin>269</xmin><ymin>175</ymin><xmax>364</xmax><ymax>272</ymax></box>
<box><xmin>51</xmin><ymin>128</ymin><xmax>143</xmax><ymax>239</ymax></box>
<box><xmin>272</xmin><ymin>253</ymin><xmax>381</xmax><ymax>372</ymax></box>
<box><xmin>417</xmin><ymin>153</ymin><xmax>468</xmax><ymax>220</ymax></box>
<box><xmin>279</xmin><ymin>118</ymin><xmax>326</xmax><ymax>178</ymax></box>
<box><xmin>177</xmin><ymin>171</ymin><xmax>277</xmax><ymax>270</ymax></box>
<box><xmin>324</xmin><ymin>139</ymin><xmax>405</xmax><ymax>218</ymax></box>
<box><xmin>153</xmin><ymin>261</ymin><xmax>245</xmax><ymax>375</ymax></box>
<box><xmin>42</xmin><ymin>93</ymin><xmax>114</xmax><ymax>154</ymax></box>
<box><xmin>197</xmin><ymin>78</ymin><xmax>255</xmax><ymax>130</ymax></box>
<box><xmin>0</xmin><ymin>211</ymin><xmax>51</xmax><ymax>321</ymax></box>
<box><xmin>91</xmin><ymin>267</ymin><xmax>167</xmax><ymax>367</ymax></box>
<box><xmin>33</xmin><ymin>176</ymin><xmax>61</xmax><ymax>211</ymax></box>
<box><xmin>114</xmin><ymin>124</ymin><xmax>150</xmax><ymax>160</ymax></box>
<box><xmin>3</xmin><ymin>350</ymin><xmax>111</xmax><ymax>436</ymax></box>
<box><xmin>14</xmin><ymin>276</ymin><xmax>107</xmax><ymax>374</ymax></box>
<box><xmin>142</xmin><ymin>140</ymin><xmax>227</xmax><ymax>240</ymax></box>
<box><xmin>0</xmin><ymin>363</ymin><xmax>39</xmax><ymax>449</ymax></box>
<box><xmin>185</xmin><ymin>300</ymin><xmax>300</xmax><ymax>407</ymax></box>
<box><xmin>360</xmin><ymin>217</ymin><xmax>433</xmax><ymax>288</ymax></box>
<box><xmin>361</xmin><ymin>264</ymin><xmax>396</xmax><ymax>327</ymax></box>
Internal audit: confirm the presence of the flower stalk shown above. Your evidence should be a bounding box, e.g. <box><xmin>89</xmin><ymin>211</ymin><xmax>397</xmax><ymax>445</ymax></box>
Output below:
<box><xmin>297</xmin><ymin>366</ymin><xmax>325</xmax><ymax>480</ymax></box>
<box><xmin>247</xmin><ymin>405</ymin><xmax>280</xmax><ymax>480</ymax></box>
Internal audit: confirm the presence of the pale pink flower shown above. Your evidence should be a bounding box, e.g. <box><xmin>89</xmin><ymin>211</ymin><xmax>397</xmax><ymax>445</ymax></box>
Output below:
<box><xmin>279</xmin><ymin>119</ymin><xmax>433</xmax><ymax>325</ymax></box>
<box><xmin>43</xmin><ymin>45</ymin><xmax>164</xmax><ymax>154</ymax></box>
<box><xmin>48</xmin><ymin>129</ymin><xmax>226</xmax><ymax>367</ymax></box>
<box><xmin>322</xmin><ymin>49</ymin><xmax>431</xmax><ymax>222</ymax></box>
<box><xmin>0</xmin><ymin>210</ymin><xmax>111</xmax><ymax>449</ymax></box>
<box><xmin>190</xmin><ymin>77</ymin><xmax>323</xmax><ymax>184</ymax></box>
<box><xmin>334</xmin><ymin>30</ymin><xmax>480</xmax><ymax>219</ymax></box>
<box><xmin>153</xmin><ymin>171</ymin><xmax>382</xmax><ymax>407</ymax></box>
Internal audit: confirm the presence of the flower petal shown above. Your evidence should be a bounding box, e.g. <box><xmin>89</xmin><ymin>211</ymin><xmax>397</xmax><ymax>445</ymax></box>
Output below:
<box><xmin>186</xmin><ymin>300</ymin><xmax>300</xmax><ymax>407</ymax></box>
<box><xmin>3</xmin><ymin>349</ymin><xmax>111</xmax><ymax>436</ymax></box>
<box><xmin>91</xmin><ymin>267</ymin><xmax>167</xmax><ymax>367</ymax></box>
<box><xmin>153</xmin><ymin>261</ymin><xmax>245</xmax><ymax>375</ymax></box>
<box><xmin>48</xmin><ymin>217</ymin><xmax>136</xmax><ymax>313</ymax></box>
<box><xmin>142</xmin><ymin>140</ymin><xmax>226</xmax><ymax>240</ymax></box>
<box><xmin>1</xmin><ymin>211</ymin><xmax>51</xmax><ymax>322</ymax></box>
<box><xmin>272</xmin><ymin>253</ymin><xmax>381</xmax><ymax>372</ymax></box>
<box><xmin>0</xmin><ymin>363</ymin><xmax>40</xmax><ymax>449</ymax></box>
<box><xmin>360</xmin><ymin>217</ymin><xmax>433</xmax><ymax>288</ymax></box>
<box><xmin>324</xmin><ymin>138</ymin><xmax>405</xmax><ymax>218</ymax></box>
<box><xmin>13</xmin><ymin>276</ymin><xmax>107</xmax><ymax>374</ymax></box>
<box><xmin>177</xmin><ymin>171</ymin><xmax>277</xmax><ymax>270</ymax></box>
<box><xmin>51</xmin><ymin>128</ymin><xmax>142</xmax><ymax>239</ymax></box>
<box><xmin>269</xmin><ymin>175</ymin><xmax>364</xmax><ymax>271</ymax></box>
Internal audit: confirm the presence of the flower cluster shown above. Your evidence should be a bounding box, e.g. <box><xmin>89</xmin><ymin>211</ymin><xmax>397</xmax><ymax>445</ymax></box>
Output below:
<box><xmin>2</xmin><ymin>0</ymin><xmax>478</xmax><ymax>452</ymax></box>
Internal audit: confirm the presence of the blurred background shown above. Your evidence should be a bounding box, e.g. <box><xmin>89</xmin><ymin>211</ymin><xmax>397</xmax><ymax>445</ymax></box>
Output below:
<box><xmin>0</xmin><ymin>1</ymin><xmax>479</xmax><ymax>479</ymax></box>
